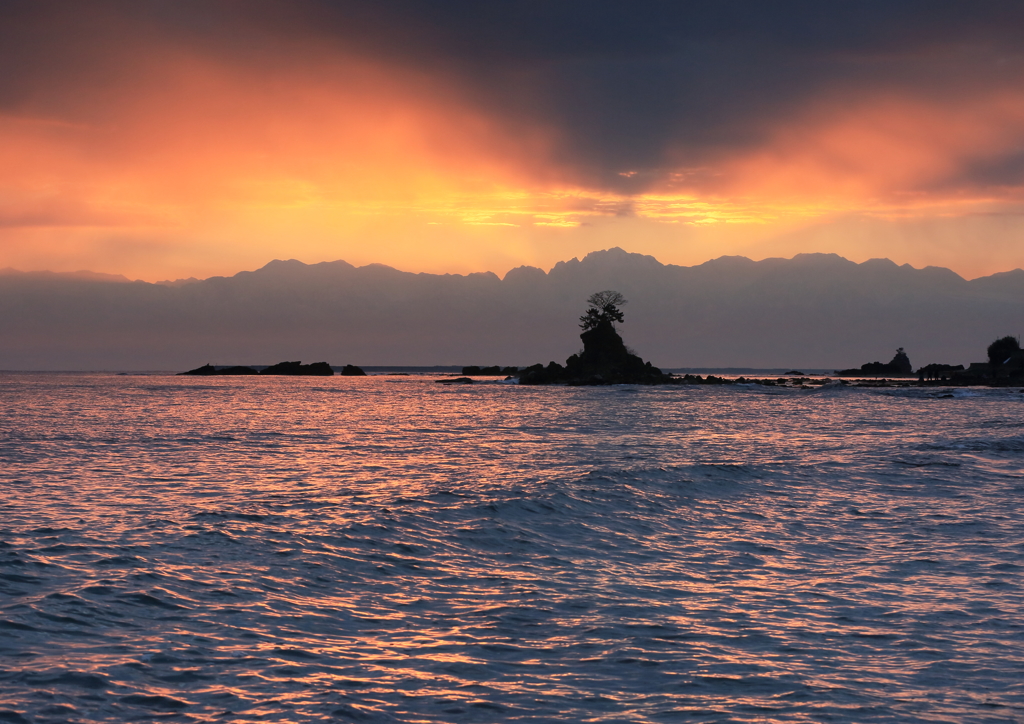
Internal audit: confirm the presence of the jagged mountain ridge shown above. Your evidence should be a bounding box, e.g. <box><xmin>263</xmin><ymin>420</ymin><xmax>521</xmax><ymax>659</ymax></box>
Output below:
<box><xmin>1</xmin><ymin>248</ymin><xmax>1022</xmax><ymax>370</ymax></box>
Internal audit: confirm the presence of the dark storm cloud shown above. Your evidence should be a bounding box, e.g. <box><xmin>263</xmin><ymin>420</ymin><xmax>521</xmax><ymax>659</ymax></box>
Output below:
<box><xmin>3</xmin><ymin>0</ymin><xmax>1024</xmax><ymax>193</ymax></box>
<box><xmin>287</xmin><ymin>0</ymin><xmax>1024</xmax><ymax>190</ymax></box>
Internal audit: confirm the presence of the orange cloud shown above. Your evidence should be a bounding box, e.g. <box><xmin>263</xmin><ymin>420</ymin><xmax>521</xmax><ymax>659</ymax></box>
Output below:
<box><xmin>696</xmin><ymin>89</ymin><xmax>1024</xmax><ymax>216</ymax></box>
<box><xmin>0</xmin><ymin>35</ymin><xmax>584</xmax><ymax>277</ymax></box>
<box><xmin>6</xmin><ymin>7</ymin><xmax>1024</xmax><ymax>281</ymax></box>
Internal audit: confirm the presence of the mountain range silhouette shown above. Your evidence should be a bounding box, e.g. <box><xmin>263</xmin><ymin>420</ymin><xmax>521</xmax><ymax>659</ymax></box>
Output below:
<box><xmin>2</xmin><ymin>248</ymin><xmax>1022</xmax><ymax>370</ymax></box>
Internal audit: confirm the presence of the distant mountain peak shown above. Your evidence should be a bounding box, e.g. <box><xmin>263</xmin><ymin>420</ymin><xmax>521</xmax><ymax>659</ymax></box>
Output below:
<box><xmin>579</xmin><ymin>247</ymin><xmax>663</xmax><ymax>267</ymax></box>
<box><xmin>549</xmin><ymin>247</ymin><xmax>666</xmax><ymax>276</ymax></box>
<box><xmin>859</xmin><ymin>258</ymin><xmax>899</xmax><ymax>268</ymax></box>
<box><xmin>697</xmin><ymin>255</ymin><xmax>756</xmax><ymax>269</ymax></box>
<box><xmin>790</xmin><ymin>252</ymin><xmax>855</xmax><ymax>266</ymax></box>
<box><xmin>260</xmin><ymin>259</ymin><xmax>307</xmax><ymax>271</ymax></box>
<box><xmin>503</xmin><ymin>265</ymin><xmax>547</xmax><ymax>282</ymax></box>
<box><xmin>155</xmin><ymin>277</ymin><xmax>201</xmax><ymax>287</ymax></box>
<box><xmin>242</xmin><ymin>258</ymin><xmax>358</xmax><ymax>280</ymax></box>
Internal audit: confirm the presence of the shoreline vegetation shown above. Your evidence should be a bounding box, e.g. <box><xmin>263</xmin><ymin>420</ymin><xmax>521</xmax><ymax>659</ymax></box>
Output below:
<box><xmin>177</xmin><ymin>292</ymin><xmax>1024</xmax><ymax>388</ymax></box>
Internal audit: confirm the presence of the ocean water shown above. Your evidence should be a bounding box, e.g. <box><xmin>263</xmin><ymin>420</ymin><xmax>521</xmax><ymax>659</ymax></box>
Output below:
<box><xmin>1</xmin><ymin>374</ymin><xmax>1022</xmax><ymax>723</ymax></box>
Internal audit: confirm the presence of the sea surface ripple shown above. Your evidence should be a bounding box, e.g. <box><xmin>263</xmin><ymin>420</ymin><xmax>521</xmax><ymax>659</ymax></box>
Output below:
<box><xmin>0</xmin><ymin>374</ymin><xmax>1022</xmax><ymax>723</ymax></box>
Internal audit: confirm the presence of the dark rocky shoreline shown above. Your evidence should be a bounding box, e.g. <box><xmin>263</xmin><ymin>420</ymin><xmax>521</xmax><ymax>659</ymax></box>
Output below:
<box><xmin>445</xmin><ymin>370</ymin><xmax>1023</xmax><ymax>388</ymax></box>
<box><xmin>176</xmin><ymin>294</ymin><xmax>1024</xmax><ymax>389</ymax></box>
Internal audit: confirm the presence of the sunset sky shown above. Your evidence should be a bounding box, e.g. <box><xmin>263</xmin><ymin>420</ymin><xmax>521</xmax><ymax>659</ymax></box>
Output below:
<box><xmin>5</xmin><ymin>1</ymin><xmax>1024</xmax><ymax>281</ymax></box>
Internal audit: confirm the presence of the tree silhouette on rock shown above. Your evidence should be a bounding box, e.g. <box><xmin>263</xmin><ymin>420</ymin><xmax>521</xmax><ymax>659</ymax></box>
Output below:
<box><xmin>579</xmin><ymin>290</ymin><xmax>626</xmax><ymax>331</ymax></box>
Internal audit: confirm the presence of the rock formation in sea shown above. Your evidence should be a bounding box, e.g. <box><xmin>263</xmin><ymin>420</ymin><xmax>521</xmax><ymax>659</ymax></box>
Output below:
<box><xmin>835</xmin><ymin>348</ymin><xmax>913</xmax><ymax>376</ymax></box>
<box><xmin>340</xmin><ymin>364</ymin><xmax>366</xmax><ymax>376</ymax></box>
<box><xmin>519</xmin><ymin>291</ymin><xmax>671</xmax><ymax>385</ymax></box>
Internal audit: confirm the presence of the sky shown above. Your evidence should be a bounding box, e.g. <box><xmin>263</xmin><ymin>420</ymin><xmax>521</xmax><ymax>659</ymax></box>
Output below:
<box><xmin>4</xmin><ymin>0</ymin><xmax>1024</xmax><ymax>281</ymax></box>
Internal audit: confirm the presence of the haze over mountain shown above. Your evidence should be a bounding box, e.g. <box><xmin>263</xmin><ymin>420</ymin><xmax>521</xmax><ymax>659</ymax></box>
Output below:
<box><xmin>2</xmin><ymin>248</ymin><xmax>1022</xmax><ymax>371</ymax></box>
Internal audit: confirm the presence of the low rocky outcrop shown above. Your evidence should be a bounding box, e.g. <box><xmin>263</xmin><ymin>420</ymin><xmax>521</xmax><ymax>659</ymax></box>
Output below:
<box><xmin>220</xmin><ymin>365</ymin><xmax>259</xmax><ymax>375</ymax></box>
<box><xmin>179</xmin><ymin>364</ymin><xmax>258</xmax><ymax>375</ymax></box>
<box><xmin>260</xmin><ymin>361</ymin><xmax>334</xmax><ymax>376</ymax></box>
<box><xmin>180</xmin><ymin>361</ymin><xmax>356</xmax><ymax>376</ymax></box>
<box><xmin>462</xmin><ymin>365</ymin><xmax>519</xmax><ymax>376</ymax></box>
